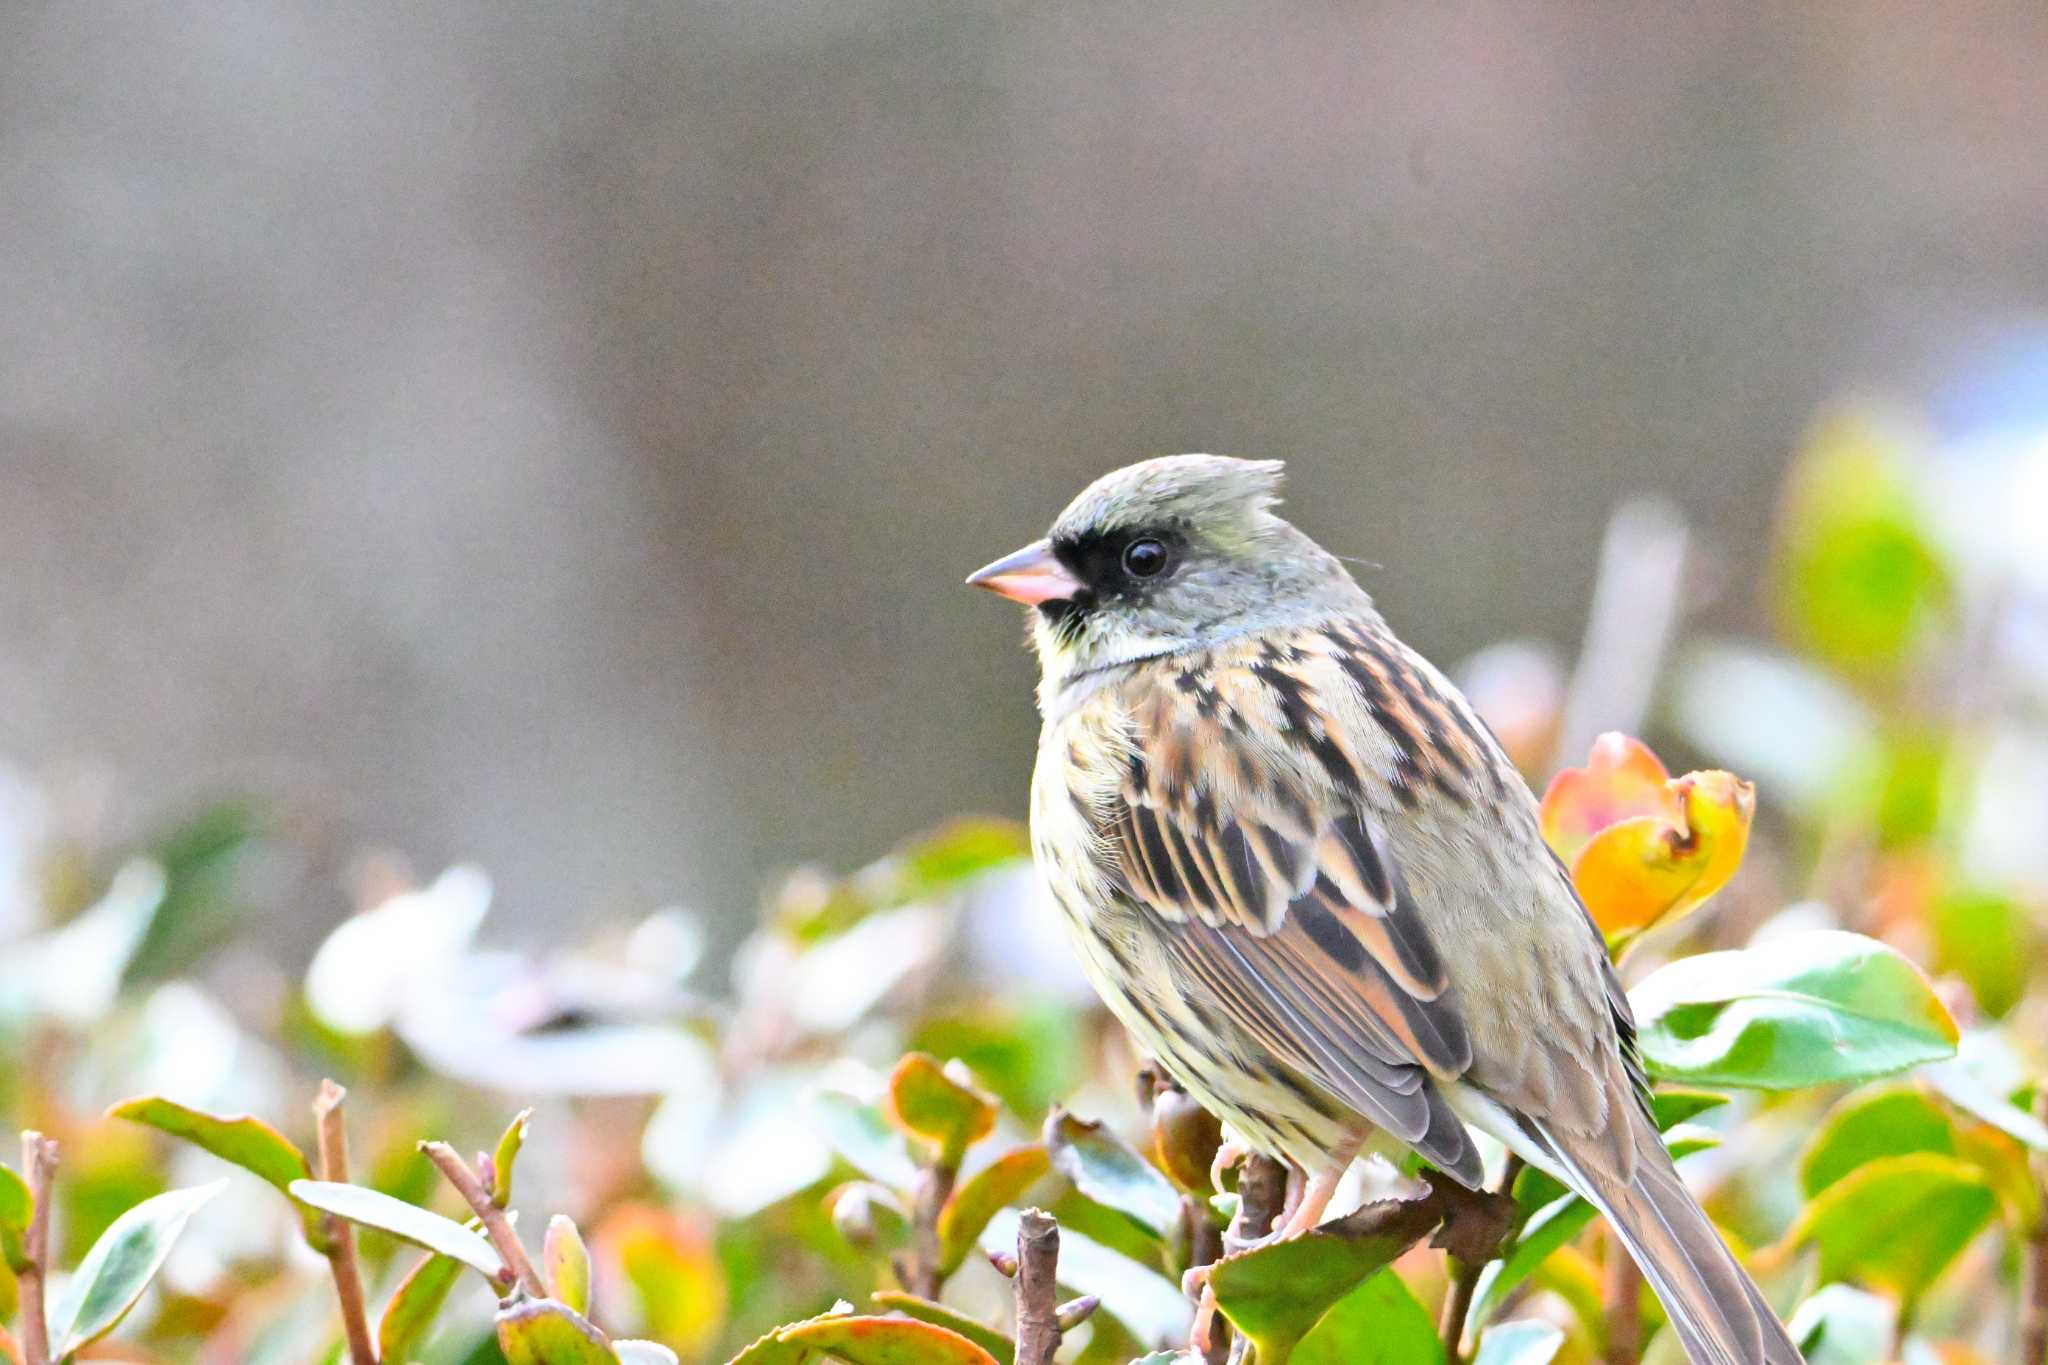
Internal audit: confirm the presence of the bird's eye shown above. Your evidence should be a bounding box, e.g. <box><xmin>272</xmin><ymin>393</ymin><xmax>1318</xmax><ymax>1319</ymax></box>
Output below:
<box><xmin>1121</xmin><ymin>538</ymin><xmax>1169</xmax><ymax>578</ymax></box>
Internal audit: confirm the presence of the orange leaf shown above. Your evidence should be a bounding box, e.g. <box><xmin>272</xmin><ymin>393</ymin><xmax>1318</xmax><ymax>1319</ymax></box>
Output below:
<box><xmin>1569</xmin><ymin>769</ymin><xmax>1754</xmax><ymax>936</ymax></box>
<box><xmin>1539</xmin><ymin>733</ymin><xmax>1675</xmax><ymax>865</ymax></box>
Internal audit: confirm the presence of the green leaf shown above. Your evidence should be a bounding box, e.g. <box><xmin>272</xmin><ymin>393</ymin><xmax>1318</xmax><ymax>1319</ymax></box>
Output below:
<box><xmin>777</xmin><ymin>1314</ymin><xmax>1000</xmax><ymax>1365</ymax></box>
<box><xmin>495</xmin><ymin>1297</ymin><xmax>615</xmax><ymax>1365</ymax></box>
<box><xmin>1786</xmin><ymin>1284</ymin><xmax>1894</xmax><ymax>1365</ymax></box>
<box><xmin>870</xmin><ymin>1291</ymin><xmax>1016</xmax><ymax>1365</ymax></box>
<box><xmin>615</xmin><ymin>1344</ymin><xmax>681</xmax><ymax>1365</ymax></box>
<box><xmin>289</xmin><ymin>1180</ymin><xmax>505</xmax><ymax>1282</ymax></box>
<box><xmin>886</xmin><ymin>1054</ymin><xmax>997</xmax><ymax>1166</ymax></box>
<box><xmin>1649</xmin><ymin>1088</ymin><xmax>1729</xmax><ymax>1129</ymax></box>
<box><xmin>545</xmin><ymin>1214</ymin><xmax>592</xmax><ymax>1315</ymax></box>
<box><xmin>0</xmin><ymin>1163</ymin><xmax>30</xmax><ymax>1234</ymax></box>
<box><xmin>1631</xmin><ymin>930</ymin><xmax>1958</xmax><ymax>1089</ymax></box>
<box><xmin>1771</xmin><ymin>411</ymin><xmax>1948</xmax><ymax>678</ymax></box>
<box><xmin>1208</xmin><ymin>1201</ymin><xmax>1440</xmax><ymax>1363</ymax></box>
<box><xmin>1930</xmin><ymin>887</ymin><xmax>2033</xmax><ymax>1018</ymax></box>
<box><xmin>1800</xmin><ymin>1085</ymin><xmax>1955</xmax><ymax>1197</ymax></box>
<box><xmin>492</xmin><ymin>1109</ymin><xmax>532</xmax><ymax>1208</ymax></box>
<box><xmin>1291</xmin><ymin>1270</ymin><xmax>1444</xmax><ymax>1365</ymax></box>
<box><xmin>48</xmin><ymin>1179</ymin><xmax>226</xmax><ymax>1358</ymax></box>
<box><xmin>899</xmin><ymin>819</ymin><xmax>1030</xmax><ymax>891</ymax></box>
<box><xmin>1470</xmin><ymin>1320</ymin><xmax>1564</xmax><ymax>1365</ymax></box>
<box><xmin>1044</xmin><ymin>1111</ymin><xmax>1180</xmax><ymax>1241</ymax></box>
<box><xmin>378</xmin><ymin>1250</ymin><xmax>465</xmax><ymax>1365</ymax></box>
<box><xmin>937</xmin><ymin>1146</ymin><xmax>1049</xmax><ymax>1275</ymax></box>
<box><xmin>812</xmin><ymin>1090</ymin><xmax>919</xmax><ymax>1188</ymax></box>
<box><xmin>108</xmin><ymin>1095</ymin><xmax>327</xmax><ymax>1248</ymax></box>
<box><xmin>1786</xmin><ymin>1153</ymin><xmax>1996</xmax><ymax>1303</ymax></box>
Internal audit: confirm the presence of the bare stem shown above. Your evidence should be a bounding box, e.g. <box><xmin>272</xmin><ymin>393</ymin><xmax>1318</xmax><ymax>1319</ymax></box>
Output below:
<box><xmin>17</xmin><ymin>1133</ymin><xmax>57</xmax><ymax>1365</ymax></box>
<box><xmin>2021</xmin><ymin>1088</ymin><xmax>2048</xmax><ymax>1365</ymax></box>
<box><xmin>312</xmin><ymin>1083</ymin><xmax>379</xmax><ymax>1365</ymax></box>
<box><xmin>1014</xmin><ymin>1208</ymin><xmax>1062</xmax><ymax>1365</ymax></box>
<box><xmin>904</xmin><ymin>1155</ymin><xmax>958</xmax><ymax>1299</ymax></box>
<box><xmin>1604</xmin><ymin>1224</ymin><xmax>1641</xmax><ymax>1365</ymax></box>
<box><xmin>420</xmin><ymin>1141</ymin><xmax>547</xmax><ymax>1296</ymax></box>
<box><xmin>1231</xmin><ymin>1154</ymin><xmax>1288</xmax><ymax>1247</ymax></box>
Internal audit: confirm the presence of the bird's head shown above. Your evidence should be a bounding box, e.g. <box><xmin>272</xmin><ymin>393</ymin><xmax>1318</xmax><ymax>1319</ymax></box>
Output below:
<box><xmin>967</xmin><ymin>455</ymin><xmax>1367</xmax><ymax>697</ymax></box>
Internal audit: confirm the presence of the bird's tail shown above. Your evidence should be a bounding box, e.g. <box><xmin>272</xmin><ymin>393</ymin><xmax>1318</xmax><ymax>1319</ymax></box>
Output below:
<box><xmin>1538</xmin><ymin>1108</ymin><xmax>1804</xmax><ymax>1365</ymax></box>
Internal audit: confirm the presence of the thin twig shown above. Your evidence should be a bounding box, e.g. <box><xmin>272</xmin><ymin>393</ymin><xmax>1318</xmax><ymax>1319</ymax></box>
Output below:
<box><xmin>1231</xmin><ymin>1154</ymin><xmax>1288</xmax><ymax>1249</ymax></box>
<box><xmin>2021</xmin><ymin>1088</ymin><xmax>2048</xmax><ymax>1365</ymax></box>
<box><xmin>1441</xmin><ymin>1155</ymin><xmax>1523</xmax><ymax>1362</ymax></box>
<box><xmin>17</xmin><ymin>1133</ymin><xmax>57</xmax><ymax>1365</ymax></box>
<box><xmin>1604</xmin><ymin>1224</ymin><xmax>1641</xmax><ymax>1365</ymax></box>
<box><xmin>314</xmin><ymin>1083</ymin><xmax>378</xmax><ymax>1365</ymax></box>
<box><xmin>1014</xmin><ymin>1208</ymin><xmax>1061</xmax><ymax>1365</ymax></box>
<box><xmin>419</xmin><ymin>1141</ymin><xmax>546</xmax><ymax>1296</ymax></box>
<box><xmin>904</xmin><ymin>1157</ymin><xmax>958</xmax><ymax>1299</ymax></box>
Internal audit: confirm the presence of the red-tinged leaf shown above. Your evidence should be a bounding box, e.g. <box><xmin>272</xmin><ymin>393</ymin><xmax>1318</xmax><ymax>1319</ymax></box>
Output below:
<box><xmin>776</xmin><ymin>1314</ymin><xmax>999</xmax><ymax>1365</ymax></box>
<box><xmin>886</xmin><ymin>1054</ymin><xmax>997</xmax><ymax>1164</ymax></box>
<box><xmin>870</xmin><ymin>1291</ymin><xmax>1016</xmax><ymax>1365</ymax></box>
<box><xmin>496</xmin><ymin>1297</ymin><xmax>614</xmax><ymax>1365</ymax></box>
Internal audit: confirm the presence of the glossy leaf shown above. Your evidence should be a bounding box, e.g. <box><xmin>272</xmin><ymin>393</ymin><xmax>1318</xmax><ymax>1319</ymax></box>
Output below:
<box><xmin>496</xmin><ymin>1297</ymin><xmax>615</xmax><ymax>1365</ymax></box>
<box><xmin>1045</xmin><ymin>1111</ymin><xmax>1180</xmax><ymax>1241</ymax></box>
<box><xmin>48</xmin><ymin>1179</ymin><xmax>226</xmax><ymax>1358</ymax></box>
<box><xmin>546</xmin><ymin>1213</ymin><xmax>592</xmax><ymax>1315</ymax></box>
<box><xmin>870</xmin><ymin>1291</ymin><xmax>1016</xmax><ymax>1365</ymax></box>
<box><xmin>1290</xmin><ymin>1270</ymin><xmax>1444</xmax><ymax>1365</ymax></box>
<box><xmin>1800</xmin><ymin>1086</ymin><xmax>1956</xmax><ymax>1197</ymax></box>
<box><xmin>1786</xmin><ymin>1284</ymin><xmax>1895</xmax><ymax>1365</ymax></box>
<box><xmin>378</xmin><ymin>1250</ymin><xmax>465</xmax><ymax>1365</ymax></box>
<box><xmin>1925</xmin><ymin>1058</ymin><xmax>2048</xmax><ymax>1152</ymax></box>
<box><xmin>812</xmin><ymin>1090</ymin><xmax>920</xmax><ymax>1188</ymax></box>
<box><xmin>886</xmin><ymin>1053</ymin><xmax>997</xmax><ymax>1164</ymax></box>
<box><xmin>1786</xmin><ymin>1153</ymin><xmax>1996</xmax><ymax>1303</ymax></box>
<box><xmin>1540</xmin><ymin>734</ymin><xmax>1754</xmax><ymax>938</ymax></box>
<box><xmin>492</xmin><ymin>1108</ymin><xmax>532</xmax><ymax>1208</ymax></box>
<box><xmin>108</xmin><ymin>1095</ymin><xmax>328</xmax><ymax>1249</ymax></box>
<box><xmin>1148</xmin><ymin>1088</ymin><xmax>1223</xmax><ymax>1197</ymax></box>
<box><xmin>289</xmin><ymin>1180</ymin><xmax>505</xmax><ymax>1281</ymax></box>
<box><xmin>1471</xmin><ymin>1320</ymin><xmax>1565</xmax><ymax>1365</ymax></box>
<box><xmin>1208</xmin><ymin>1203</ymin><xmax>1439</xmax><ymax>1362</ymax></box>
<box><xmin>777</xmin><ymin>1314</ymin><xmax>999</xmax><ymax>1365</ymax></box>
<box><xmin>1630</xmin><ymin>930</ymin><xmax>1958</xmax><ymax>1089</ymax></box>
<box><xmin>937</xmin><ymin>1146</ymin><xmax>1048</xmax><ymax>1275</ymax></box>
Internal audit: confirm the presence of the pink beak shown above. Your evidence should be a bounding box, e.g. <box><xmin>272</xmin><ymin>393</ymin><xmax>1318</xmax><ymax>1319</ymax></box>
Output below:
<box><xmin>966</xmin><ymin>539</ymin><xmax>1084</xmax><ymax>606</ymax></box>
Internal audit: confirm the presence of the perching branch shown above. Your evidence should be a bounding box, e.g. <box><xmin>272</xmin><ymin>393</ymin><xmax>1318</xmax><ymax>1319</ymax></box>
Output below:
<box><xmin>1442</xmin><ymin>1155</ymin><xmax>1522</xmax><ymax>1362</ymax></box>
<box><xmin>17</xmin><ymin>1133</ymin><xmax>57</xmax><ymax>1365</ymax></box>
<box><xmin>903</xmin><ymin>1155</ymin><xmax>958</xmax><ymax>1299</ymax></box>
<box><xmin>314</xmin><ymin>1082</ymin><xmax>378</xmax><ymax>1365</ymax></box>
<box><xmin>419</xmin><ymin>1140</ymin><xmax>547</xmax><ymax>1296</ymax></box>
<box><xmin>1013</xmin><ymin>1208</ymin><xmax>1062</xmax><ymax>1365</ymax></box>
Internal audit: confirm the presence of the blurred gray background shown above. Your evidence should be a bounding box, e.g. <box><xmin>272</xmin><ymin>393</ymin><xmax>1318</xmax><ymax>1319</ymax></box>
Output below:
<box><xmin>3</xmin><ymin>2</ymin><xmax>2043</xmax><ymax>942</ymax></box>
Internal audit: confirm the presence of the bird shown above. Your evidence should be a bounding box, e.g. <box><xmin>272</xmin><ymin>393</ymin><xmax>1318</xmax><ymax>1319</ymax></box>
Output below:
<box><xmin>966</xmin><ymin>455</ymin><xmax>1801</xmax><ymax>1365</ymax></box>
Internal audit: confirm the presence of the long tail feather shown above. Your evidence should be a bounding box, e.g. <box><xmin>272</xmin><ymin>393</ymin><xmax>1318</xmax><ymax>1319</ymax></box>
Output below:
<box><xmin>1538</xmin><ymin>1110</ymin><xmax>1804</xmax><ymax>1365</ymax></box>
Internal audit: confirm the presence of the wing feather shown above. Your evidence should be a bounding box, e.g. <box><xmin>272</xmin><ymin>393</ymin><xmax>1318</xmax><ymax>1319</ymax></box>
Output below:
<box><xmin>1103</xmin><ymin>669</ymin><xmax>1484</xmax><ymax>1185</ymax></box>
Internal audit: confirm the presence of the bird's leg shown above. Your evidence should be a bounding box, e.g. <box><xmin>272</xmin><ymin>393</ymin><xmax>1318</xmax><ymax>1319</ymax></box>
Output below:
<box><xmin>1240</xmin><ymin>1133</ymin><xmax>1368</xmax><ymax>1250</ymax></box>
<box><xmin>1208</xmin><ymin>1138</ymin><xmax>1247</xmax><ymax>1197</ymax></box>
<box><xmin>1278</xmin><ymin>1164</ymin><xmax>1306</xmax><ymax>1224</ymax></box>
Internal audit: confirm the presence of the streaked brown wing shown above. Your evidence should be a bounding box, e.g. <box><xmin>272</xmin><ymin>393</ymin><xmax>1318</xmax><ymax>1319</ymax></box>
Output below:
<box><xmin>1106</xmin><ymin>708</ymin><xmax>1483</xmax><ymax>1184</ymax></box>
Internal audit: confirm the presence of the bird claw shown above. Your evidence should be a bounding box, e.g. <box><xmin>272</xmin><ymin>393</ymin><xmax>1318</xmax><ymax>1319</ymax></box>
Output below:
<box><xmin>1208</xmin><ymin>1139</ymin><xmax>1248</xmax><ymax>1197</ymax></box>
